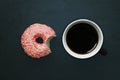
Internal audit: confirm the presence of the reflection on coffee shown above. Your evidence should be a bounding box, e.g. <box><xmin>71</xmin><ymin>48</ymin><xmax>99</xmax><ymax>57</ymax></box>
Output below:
<box><xmin>66</xmin><ymin>23</ymin><xmax>98</xmax><ymax>54</ymax></box>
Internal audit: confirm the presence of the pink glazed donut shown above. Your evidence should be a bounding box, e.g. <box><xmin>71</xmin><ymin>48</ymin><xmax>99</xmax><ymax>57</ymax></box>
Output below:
<box><xmin>21</xmin><ymin>23</ymin><xmax>56</xmax><ymax>58</ymax></box>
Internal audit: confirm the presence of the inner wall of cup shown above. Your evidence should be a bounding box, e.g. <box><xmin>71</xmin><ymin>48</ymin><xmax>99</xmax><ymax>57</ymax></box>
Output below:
<box><xmin>62</xmin><ymin>19</ymin><xmax>103</xmax><ymax>59</ymax></box>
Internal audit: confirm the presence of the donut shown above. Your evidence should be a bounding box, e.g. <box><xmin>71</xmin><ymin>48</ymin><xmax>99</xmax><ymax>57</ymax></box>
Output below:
<box><xmin>21</xmin><ymin>23</ymin><xmax>56</xmax><ymax>58</ymax></box>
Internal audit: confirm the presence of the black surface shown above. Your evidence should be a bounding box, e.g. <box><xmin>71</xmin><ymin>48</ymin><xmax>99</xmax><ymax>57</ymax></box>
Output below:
<box><xmin>0</xmin><ymin>0</ymin><xmax>120</xmax><ymax>80</ymax></box>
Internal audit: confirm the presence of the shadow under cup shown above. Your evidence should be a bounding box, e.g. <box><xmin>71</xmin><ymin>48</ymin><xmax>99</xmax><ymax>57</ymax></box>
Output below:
<box><xmin>62</xmin><ymin>19</ymin><xmax>103</xmax><ymax>59</ymax></box>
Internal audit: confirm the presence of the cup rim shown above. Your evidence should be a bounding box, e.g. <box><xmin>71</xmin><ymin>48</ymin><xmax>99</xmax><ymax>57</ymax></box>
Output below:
<box><xmin>62</xmin><ymin>19</ymin><xmax>103</xmax><ymax>59</ymax></box>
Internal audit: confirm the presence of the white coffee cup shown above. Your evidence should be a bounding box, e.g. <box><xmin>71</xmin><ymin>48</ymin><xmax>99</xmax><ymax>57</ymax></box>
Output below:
<box><xmin>62</xmin><ymin>19</ymin><xmax>103</xmax><ymax>59</ymax></box>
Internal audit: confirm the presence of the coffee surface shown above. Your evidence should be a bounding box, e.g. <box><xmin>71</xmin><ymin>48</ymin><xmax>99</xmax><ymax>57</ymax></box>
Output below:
<box><xmin>66</xmin><ymin>23</ymin><xmax>98</xmax><ymax>54</ymax></box>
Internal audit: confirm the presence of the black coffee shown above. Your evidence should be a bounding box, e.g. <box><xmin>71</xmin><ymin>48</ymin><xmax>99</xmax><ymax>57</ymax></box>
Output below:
<box><xmin>66</xmin><ymin>23</ymin><xmax>98</xmax><ymax>54</ymax></box>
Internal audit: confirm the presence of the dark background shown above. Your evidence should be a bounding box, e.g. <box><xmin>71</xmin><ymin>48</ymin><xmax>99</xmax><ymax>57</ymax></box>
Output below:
<box><xmin>0</xmin><ymin>0</ymin><xmax>120</xmax><ymax>80</ymax></box>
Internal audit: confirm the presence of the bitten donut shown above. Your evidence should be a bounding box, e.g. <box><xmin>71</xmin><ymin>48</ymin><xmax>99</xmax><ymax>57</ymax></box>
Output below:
<box><xmin>21</xmin><ymin>23</ymin><xmax>56</xmax><ymax>58</ymax></box>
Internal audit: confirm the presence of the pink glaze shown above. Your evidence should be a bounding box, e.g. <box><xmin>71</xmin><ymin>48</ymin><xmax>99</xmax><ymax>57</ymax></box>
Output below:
<box><xmin>21</xmin><ymin>23</ymin><xmax>56</xmax><ymax>58</ymax></box>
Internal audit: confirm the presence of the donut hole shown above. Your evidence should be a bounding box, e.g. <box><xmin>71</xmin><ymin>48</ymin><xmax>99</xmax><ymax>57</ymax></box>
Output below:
<box><xmin>36</xmin><ymin>37</ymin><xmax>43</xmax><ymax>43</ymax></box>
